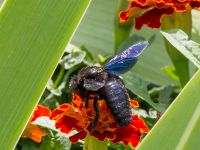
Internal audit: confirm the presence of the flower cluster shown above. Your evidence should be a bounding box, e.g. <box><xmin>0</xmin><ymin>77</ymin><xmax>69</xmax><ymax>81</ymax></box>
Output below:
<box><xmin>22</xmin><ymin>105</ymin><xmax>51</xmax><ymax>143</ymax></box>
<box><xmin>50</xmin><ymin>94</ymin><xmax>149</xmax><ymax>147</ymax></box>
<box><xmin>23</xmin><ymin>94</ymin><xmax>148</xmax><ymax>147</ymax></box>
<box><xmin>119</xmin><ymin>0</ymin><xmax>200</xmax><ymax>29</ymax></box>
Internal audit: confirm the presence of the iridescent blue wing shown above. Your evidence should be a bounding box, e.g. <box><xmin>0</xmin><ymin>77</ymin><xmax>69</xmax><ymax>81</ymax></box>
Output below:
<box><xmin>104</xmin><ymin>41</ymin><xmax>149</xmax><ymax>76</ymax></box>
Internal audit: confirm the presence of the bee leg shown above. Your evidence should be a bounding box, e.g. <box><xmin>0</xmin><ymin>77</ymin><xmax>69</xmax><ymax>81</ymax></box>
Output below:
<box><xmin>90</xmin><ymin>95</ymin><xmax>99</xmax><ymax>133</ymax></box>
<box><xmin>84</xmin><ymin>91</ymin><xmax>89</xmax><ymax>108</ymax></box>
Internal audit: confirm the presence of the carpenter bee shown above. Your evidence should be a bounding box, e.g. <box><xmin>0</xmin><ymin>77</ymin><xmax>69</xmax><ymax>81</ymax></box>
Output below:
<box><xmin>69</xmin><ymin>41</ymin><xmax>149</xmax><ymax>132</ymax></box>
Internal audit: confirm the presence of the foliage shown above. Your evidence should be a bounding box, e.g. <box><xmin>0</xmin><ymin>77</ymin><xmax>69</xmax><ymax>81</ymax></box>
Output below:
<box><xmin>1</xmin><ymin>0</ymin><xmax>200</xmax><ymax>149</ymax></box>
<box><xmin>161</xmin><ymin>29</ymin><xmax>200</xmax><ymax>68</ymax></box>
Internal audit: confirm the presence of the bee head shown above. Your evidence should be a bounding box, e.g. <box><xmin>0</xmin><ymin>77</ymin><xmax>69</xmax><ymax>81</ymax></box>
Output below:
<box><xmin>77</xmin><ymin>66</ymin><xmax>108</xmax><ymax>91</ymax></box>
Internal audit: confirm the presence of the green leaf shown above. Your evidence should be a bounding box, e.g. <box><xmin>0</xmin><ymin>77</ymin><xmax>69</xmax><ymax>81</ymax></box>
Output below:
<box><xmin>18</xmin><ymin>139</ymin><xmax>40</xmax><ymax>150</ymax></box>
<box><xmin>108</xmin><ymin>142</ymin><xmax>134</xmax><ymax>150</ymax></box>
<box><xmin>162</xmin><ymin>65</ymin><xmax>180</xmax><ymax>82</ymax></box>
<box><xmin>83</xmin><ymin>136</ymin><xmax>108</xmax><ymax>150</ymax></box>
<box><xmin>72</xmin><ymin>0</ymin><xmax>115</xmax><ymax>56</ymax></box>
<box><xmin>137</xmin><ymin>69</ymin><xmax>200</xmax><ymax>150</ymax></box>
<box><xmin>161</xmin><ymin>29</ymin><xmax>200</xmax><ymax>68</ymax></box>
<box><xmin>131</xmin><ymin>28</ymin><xmax>178</xmax><ymax>85</ymax></box>
<box><xmin>158</xmin><ymin>85</ymin><xmax>173</xmax><ymax>105</ymax></box>
<box><xmin>40</xmin><ymin>131</ymin><xmax>71</xmax><ymax>150</ymax></box>
<box><xmin>33</xmin><ymin>117</ymin><xmax>71</xmax><ymax>150</ymax></box>
<box><xmin>123</xmin><ymin>73</ymin><xmax>165</xmax><ymax>112</ymax></box>
<box><xmin>192</xmin><ymin>10</ymin><xmax>200</xmax><ymax>43</ymax></box>
<box><xmin>47</xmin><ymin>79</ymin><xmax>66</xmax><ymax>96</ymax></box>
<box><xmin>0</xmin><ymin>0</ymin><xmax>90</xmax><ymax>149</ymax></box>
<box><xmin>60</xmin><ymin>45</ymin><xmax>86</xmax><ymax>70</ymax></box>
<box><xmin>161</xmin><ymin>11</ymin><xmax>192</xmax><ymax>86</ymax></box>
<box><xmin>81</xmin><ymin>45</ymin><xmax>96</xmax><ymax>65</ymax></box>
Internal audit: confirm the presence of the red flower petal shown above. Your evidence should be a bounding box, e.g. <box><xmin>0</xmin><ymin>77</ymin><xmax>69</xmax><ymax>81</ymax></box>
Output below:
<box><xmin>69</xmin><ymin>130</ymin><xmax>87</xmax><ymax>143</ymax></box>
<box><xmin>135</xmin><ymin>7</ymin><xmax>174</xmax><ymax>30</ymax></box>
<box><xmin>123</xmin><ymin>133</ymin><xmax>141</xmax><ymax>147</ymax></box>
<box><xmin>119</xmin><ymin>0</ymin><xmax>200</xmax><ymax>29</ymax></box>
<box><xmin>29</xmin><ymin>126</ymin><xmax>46</xmax><ymax>143</ymax></box>
<box><xmin>191</xmin><ymin>1</ymin><xmax>200</xmax><ymax>8</ymax></box>
<box><xmin>119</xmin><ymin>1</ymin><xmax>149</xmax><ymax>22</ymax></box>
<box><xmin>55</xmin><ymin>116</ymin><xmax>82</xmax><ymax>134</ymax></box>
<box><xmin>31</xmin><ymin>105</ymin><xmax>51</xmax><ymax>121</ymax></box>
<box><xmin>22</xmin><ymin>122</ymin><xmax>46</xmax><ymax>143</ymax></box>
<box><xmin>132</xmin><ymin>115</ymin><xmax>149</xmax><ymax>133</ymax></box>
<box><xmin>119</xmin><ymin>10</ymin><xmax>130</xmax><ymax>22</ymax></box>
<box><xmin>91</xmin><ymin>130</ymin><xmax>115</xmax><ymax>141</ymax></box>
<box><xmin>50</xmin><ymin>104</ymin><xmax>70</xmax><ymax>120</ymax></box>
<box><xmin>130</xmin><ymin>100</ymin><xmax>139</xmax><ymax>108</ymax></box>
<box><xmin>112</xmin><ymin>125</ymin><xmax>141</xmax><ymax>147</ymax></box>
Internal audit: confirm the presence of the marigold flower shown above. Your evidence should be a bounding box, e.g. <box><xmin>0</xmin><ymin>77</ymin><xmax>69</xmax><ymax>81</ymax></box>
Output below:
<box><xmin>51</xmin><ymin>94</ymin><xmax>149</xmax><ymax>147</ymax></box>
<box><xmin>119</xmin><ymin>0</ymin><xmax>200</xmax><ymax>29</ymax></box>
<box><xmin>22</xmin><ymin>105</ymin><xmax>51</xmax><ymax>143</ymax></box>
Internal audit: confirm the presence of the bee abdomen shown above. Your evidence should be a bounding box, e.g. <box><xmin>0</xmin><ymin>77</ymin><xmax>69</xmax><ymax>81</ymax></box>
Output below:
<box><xmin>101</xmin><ymin>78</ymin><xmax>132</xmax><ymax>126</ymax></box>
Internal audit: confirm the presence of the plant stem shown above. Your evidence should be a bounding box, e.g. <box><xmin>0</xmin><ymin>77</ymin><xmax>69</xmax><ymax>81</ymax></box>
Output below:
<box><xmin>114</xmin><ymin>0</ymin><xmax>132</xmax><ymax>54</ymax></box>
<box><xmin>83</xmin><ymin>136</ymin><xmax>108</xmax><ymax>150</ymax></box>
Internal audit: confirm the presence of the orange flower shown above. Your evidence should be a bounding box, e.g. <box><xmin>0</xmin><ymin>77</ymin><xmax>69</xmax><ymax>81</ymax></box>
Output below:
<box><xmin>51</xmin><ymin>94</ymin><xmax>149</xmax><ymax>147</ymax></box>
<box><xmin>22</xmin><ymin>105</ymin><xmax>51</xmax><ymax>143</ymax></box>
<box><xmin>119</xmin><ymin>0</ymin><xmax>200</xmax><ymax>29</ymax></box>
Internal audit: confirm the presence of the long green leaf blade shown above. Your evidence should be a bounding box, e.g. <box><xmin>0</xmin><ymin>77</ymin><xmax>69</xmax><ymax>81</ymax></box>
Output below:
<box><xmin>137</xmin><ymin>69</ymin><xmax>200</xmax><ymax>150</ymax></box>
<box><xmin>0</xmin><ymin>0</ymin><xmax>90</xmax><ymax>149</ymax></box>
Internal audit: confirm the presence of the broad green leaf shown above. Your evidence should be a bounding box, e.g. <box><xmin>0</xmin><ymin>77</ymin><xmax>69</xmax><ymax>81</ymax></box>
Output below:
<box><xmin>182</xmin><ymin>113</ymin><xmax>200</xmax><ymax>149</ymax></box>
<box><xmin>72</xmin><ymin>0</ymin><xmax>177</xmax><ymax>86</ymax></box>
<box><xmin>161</xmin><ymin>29</ymin><xmax>200</xmax><ymax>68</ymax></box>
<box><xmin>137</xmin><ymin>69</ymin><xmax>200</xmax><ymax>150</ymax></box>
<box><xmin>0</xmin><ymin>0</ymin><xmax>90</xmax><ymax>149</ymax></box>
<box><xmin>161</xmin><ymin>11</ymin><xmax>191</xmax><ymax>86</ymax></box>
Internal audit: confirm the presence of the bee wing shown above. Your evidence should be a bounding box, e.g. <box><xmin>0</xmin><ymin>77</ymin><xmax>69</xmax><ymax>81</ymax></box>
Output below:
<box><xmin>104</xmin><ymin>41</ymin><xmax>149</xmax><ymax>76</ymax></box>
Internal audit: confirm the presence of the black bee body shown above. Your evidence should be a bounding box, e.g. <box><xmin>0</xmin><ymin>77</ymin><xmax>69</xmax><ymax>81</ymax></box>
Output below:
<box><xmin>70</xmin><ymin>66</ymin><xmax>132</xmax><ymax>131</ymax></box>
<box><xmin>69</xmin><ymin>41</ymin><xmax>149</xmax><ymax>131</ymax></box>
<box><xmin>102</xmin><ymin>77</ymin><xmax>132</xmax><ymax>126</ymax></box>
